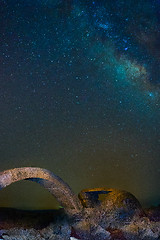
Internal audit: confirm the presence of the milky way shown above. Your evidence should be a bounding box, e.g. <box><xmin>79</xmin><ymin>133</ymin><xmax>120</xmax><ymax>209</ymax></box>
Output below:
<box><xmin>0</xmin><ymin>0</ymin><xmax>160</xmax><ymax>209</ymax></box>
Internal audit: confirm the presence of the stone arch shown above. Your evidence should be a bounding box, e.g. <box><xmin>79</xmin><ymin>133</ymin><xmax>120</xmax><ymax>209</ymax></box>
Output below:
<box><xmin>0</xmin><ymin>167</ymin><xmax>82</xmax><ymax>215</ymax></box>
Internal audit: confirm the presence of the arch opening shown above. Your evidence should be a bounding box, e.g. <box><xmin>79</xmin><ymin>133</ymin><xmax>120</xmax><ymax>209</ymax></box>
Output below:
<box><xmin>0</xmin><ymin>180</ymin><xmax>60</xmax><ymax>210</ymax></box>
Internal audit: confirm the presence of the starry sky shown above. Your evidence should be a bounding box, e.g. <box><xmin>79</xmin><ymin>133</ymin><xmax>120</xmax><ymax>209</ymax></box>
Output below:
<box><xmin>0</xmin><ymin>0</ymin><xmax>160</xmax><ymax>209</ymax></box>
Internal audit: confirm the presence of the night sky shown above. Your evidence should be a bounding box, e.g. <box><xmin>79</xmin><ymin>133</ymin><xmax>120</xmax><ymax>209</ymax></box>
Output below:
<box><xmin>0</xmin><ymin>0</ymin><xmax>160</xmax><ymax>209</ymax></box>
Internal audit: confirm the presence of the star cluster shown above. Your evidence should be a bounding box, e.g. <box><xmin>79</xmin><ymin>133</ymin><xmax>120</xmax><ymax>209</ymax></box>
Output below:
<box><xmin>0</xmin><ymin>0</ymin><xmax>160</xmax><ymax>209</ymax></box>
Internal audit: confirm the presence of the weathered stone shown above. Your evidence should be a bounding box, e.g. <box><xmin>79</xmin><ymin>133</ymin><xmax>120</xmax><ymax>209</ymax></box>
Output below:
<box><xmin>145</xmin><ymin>205</ymin><xmax>160</xmax><ymax>222</ymax></box>
<box><xmin>121</xmin><ymin>215</ymin><xmax>160</xmax><ymax>239</ymax></box>
<box><xmin>1</xmin><ymin>228</ymin><xmax>44</xmax><ymax>240</ymax></box>
<box><xmin>78</xmin><ymin>188</ymin><xmax>112</xmax><ymax>208</ymax></box>
<box><xmin>107</xmin><ymin>228</ymin><xmax>127</xmax><ymax>240</ymax></box>
<box><xmin>79</xmin><ymin>188</ymin><xmax>142</xmax><ymax>212</ymax></box>
<box><xmin>91</xmin><ymin>225</ymin><xmax>111</xmax><ymax>239</ymax></box>
<box><xmin>0</xmin><ymin>167</ymin><xmax>82</xmax><ymax>215</ymax></box>
<box><xmin>0</xmin><ymin>167</ymin><xmax>159</xmax><ymax>240</ymax></box>
<box><xmin>71</xmin><ymin>220</ymin><xmax>91</xmax><ymax>239</ymax></box>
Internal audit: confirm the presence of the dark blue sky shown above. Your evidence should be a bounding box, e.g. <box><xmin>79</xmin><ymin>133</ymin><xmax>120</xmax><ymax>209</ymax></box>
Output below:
<box><xmin>0</xmin><ymin>0</ymin><xmax>160</xmax><ymax>209</ymax></box>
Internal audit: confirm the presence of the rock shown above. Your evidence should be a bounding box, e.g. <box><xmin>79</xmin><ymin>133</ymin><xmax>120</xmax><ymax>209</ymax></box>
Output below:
<box><xmin>79</xmin><ymin>188</ymin><xmax>142</xmax><ymax>212</ymax></box>
<box><xmin>0</xmin><ymin>167</ymin><xmax>82</xmax><ymax>216</ymax></box>
<box><xmin>70</xmin><ymin>238</ymin><xmax>80</xmax><ymax>240</ymax></box>
<box><xmin>106</xmin><ymin>228</ymin><xmax>127</xmax><ymax>240</ymax></box>
<box><xmin>78</xmin><ymin>188</ymin><xmax>112</xmax><ymax>208</ymax></box>
<box><xmin>40</xmin><ymin>220</ymin><xmax>71</xmax><ymax>240</ymax></box>
<box><xmin>145</xmin><ymin>205</ymin><xmax>160</xmax><ymax>222</ymax></box>
<box><xmin>1</xmin><ymin>228</ymin><xmax>44</xmax><ymax>240</ymax></box>
<box><xmin>122</xmin><ymin>217</ymin><xmax>160</xmax><ymax>240</ymax></box>
<box><xmin>0</xmin><ymin>167</ymin><xmax>159</xmax><ymax>240</ymax></box>
<box><xmin>91</xmin><ymin>225</ymin><xmax>111</xmax><ymax>239</ymax></box>
<box><xmin>78</xmin><ymin>188</ymin><xmax>144</xmax><ymax>230</ymax></box>
<box><xmin>71</xmin><ymin>220</ymin><xmax>91</xmax><ymax>239</ymax></box>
